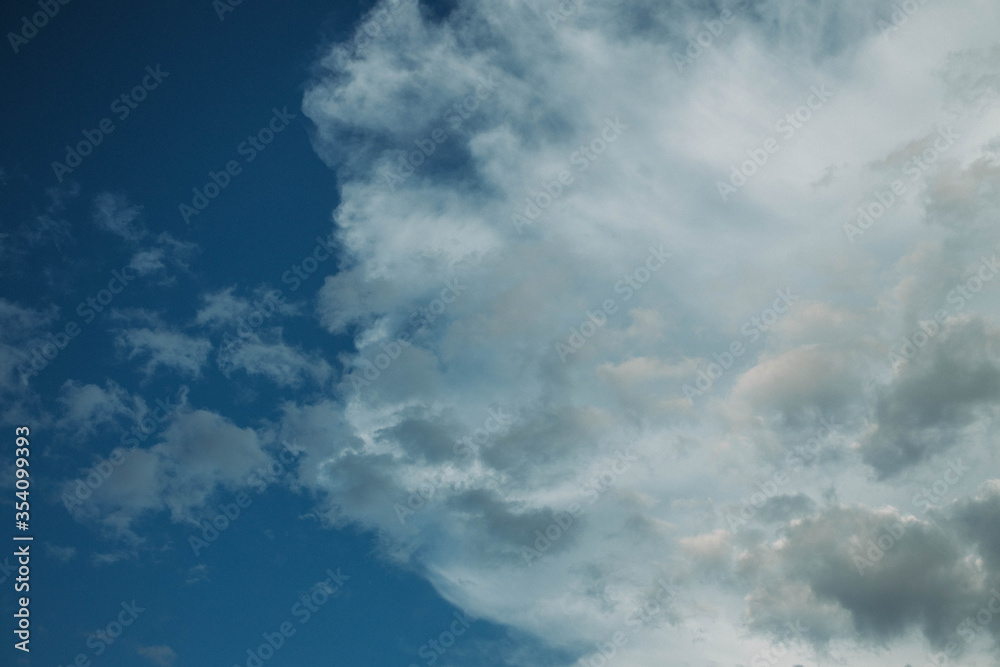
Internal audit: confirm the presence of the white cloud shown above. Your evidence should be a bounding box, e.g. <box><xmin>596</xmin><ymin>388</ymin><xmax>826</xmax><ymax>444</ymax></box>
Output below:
<box><xmin>115</xmin><ymin>328</ymin><xmax>212</xmax><ymax>378</ymax></box>
<box><xmin>217</xmin><ymin>336</ymin><xmax>333</xmax><ymax>387</ymax></box>
<box><xmin>128</xmin><ymin>232</ymin><xmax>199</xmax><ymax>279</ymax></box>
<box><xmin>137</xmin><ymin>645</ymin><xmax>177</xmax><ymax>666</ymax></box>
<box><xmin>287</xmin><ymin>0</ymin><xmax>1000</xmax><ymax>662</ymax></box>
<box><xmin>72</xmin><ymin>408</ymin><xmax>270</xmax><ymax>533</ymax></box>
<box><xmin>92</xmin><ymin>192</ymin><xmax>145</xmax><ymax>242</ymax></box>
<box><xmin>55</xmin><ymin>380</ymin><xmax>133</xmax><ymax>438</ymax></box>
<box><xmin>191</xmin><ymin>287</ymin><xmax>325</xmax><ymax>386</ymax></box>
<box><xmin>194</xmin><ymin>287</ymin><xmax>297</xmax><ymax>330</ymax></box>
<box><xmin>45</xmin><ymin>544</ymin><xmax>77</xmax><ymax>562</ymax></box>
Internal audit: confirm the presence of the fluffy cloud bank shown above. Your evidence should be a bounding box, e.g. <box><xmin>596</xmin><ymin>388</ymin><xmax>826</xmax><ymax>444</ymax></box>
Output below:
<box><xmin>282</xmin><ymin>0</ymin><xmax>1000</xmax><ymax>663</ymax></box>
<box><xmin>42</xmin><ymin>0</ymin><xmax>1000</xmax><ymax>664</ymax></box>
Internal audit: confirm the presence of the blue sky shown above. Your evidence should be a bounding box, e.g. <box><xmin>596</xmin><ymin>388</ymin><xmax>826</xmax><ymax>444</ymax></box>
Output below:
<box><xmin>1</xmin><ymin>1</ymin><xmax>564</xmax><ymax>665</ymax></box>
<box><xmin>3</xmin><ymin>1</ymin><xmax>1000</xmax><ymax>666</ymax></box>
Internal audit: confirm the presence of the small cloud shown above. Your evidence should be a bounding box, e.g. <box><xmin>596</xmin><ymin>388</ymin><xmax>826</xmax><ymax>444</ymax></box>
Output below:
<box><xmin>92</xmin><ymin>551</ymin><xmax>130</xmax><ymax>566</ymax></box>
<box><xmin>194</xmin><ymin>287</ymin><xmax>297</xmax><ymax>330</ymax></box>
<box><xmin>129</xmin><ymin>248</ymin><xmax>167</xmax><ymax>276</ymax></box>
<box><xmin>92</xmin><ymin>192</ymin><xmax>145</xmax><ymax>242</ymax></box>
<box><xmin>184</xmin><ymin>563</ymin><xmax>209</xmax><ymax>585</ymax></box>
<box><xmin>26</xmin><ymin>183</ymin><xmax>78</xmax><ymax>247</ymax></box>
<box><xmin>45</xmin><ymin>544</ymin><xmax>76</xmax><ymax>562</ymax></box>
<box><xmin>129</xmin><ymin>233</ymin><xmax>199</xmax><ymax>280</ymax></box>
<box><xmin>115</xmin><ymin>327</ymin><xmax>213</xmax><ymax>378</ymax></box>
<box><xmin>55</xmin><ymin>379</ymin><xmax>134</xmax><ymax>439</ymax></box>
<box><xmin>810</xmin><ymin>163</ymin><xmax>847</xmax><ymax>188</ymax></box>
<box><xmin>137</xmin><ymin>645</ymin><xmax>177</xmax><ymax>666</ymax></box>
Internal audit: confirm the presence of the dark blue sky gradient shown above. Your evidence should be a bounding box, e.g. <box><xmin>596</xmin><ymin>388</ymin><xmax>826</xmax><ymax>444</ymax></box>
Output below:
<box><xmin>0</xmin><ymin>1</ymin><xmax>574</xmax><ymax>665</ymax></box>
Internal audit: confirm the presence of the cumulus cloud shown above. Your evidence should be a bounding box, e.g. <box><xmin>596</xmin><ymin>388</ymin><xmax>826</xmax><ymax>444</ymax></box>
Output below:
<box><xmin>217</xmin><ymin>336</ymin><xmax>333</xmax><ymax>387</ymax></box>
<box><xmin>128</xmin><ymin>232</ymin><xmax>199</xmax><ymax>279</ymax></box>
<box><xmin>191</xmin><ymin>287</ymin><xmax>329</xmax><ymax>386</ymax></box>
<box><xmin>862</xmin><ymin>317</ymin><xmax>1000</xmax><ymax>478</ymax></box>
<box><xmin>739</xmin><ymin>492</ymin><xmax>1000</xmax><ymax>657</ymax></box>
<box><xmin>279</xmin><ymin>0</ymin><xmax>1000</xmax><ymax>663</ymax></box>
<box><xmin>55</xmin><ymin>380</ymin><xmax>134</xmax><ymax>439</ymax></box>
<box><xmin>194</xmin><ymin>287</ymin><xmax>298</xmax><ymax>330</ymax></box>
<box><xmin>115</xmin><ymin>327</ymin><xmax>212</xmax><ymax>378</ymax></box>
<box><xmin>45</xmin><ymin>544</ymin><xmax>77</xmax><ymax>562</ymax></box>
<box><xmin>39</xmin><ymin>1</ymin><xmax>993</xmax><ymax>664</ymax></box>
<box><xmin>92</xmin><ymin>192</ymin><xmax>145</xmax><ymax>242</ymax></box>
<box><xmin>70</xmin><ymin>408</ymin><xmax>270</xmax><ymax>534</ymax></box>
